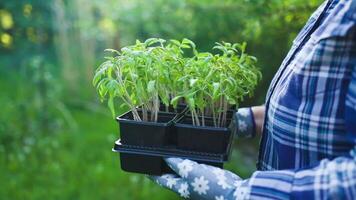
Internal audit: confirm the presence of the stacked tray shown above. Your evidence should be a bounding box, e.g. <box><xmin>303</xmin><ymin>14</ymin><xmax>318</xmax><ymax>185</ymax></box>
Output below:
<box><xmin>112</xmin><ymin>106</ymin><xmax>235</xmax><ymax>175</ymax></box>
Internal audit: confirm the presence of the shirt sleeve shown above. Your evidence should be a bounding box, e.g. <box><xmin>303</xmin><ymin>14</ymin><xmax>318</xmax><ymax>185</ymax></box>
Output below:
<box><xmin>244</xmin><ymin>65</ymin><xmax>356</xmax><ymax>200</ymax></box>
<box><xmin>233</xmin><ymin>107</ymin><xmax>256</xmax><ymax>138</ymax></box>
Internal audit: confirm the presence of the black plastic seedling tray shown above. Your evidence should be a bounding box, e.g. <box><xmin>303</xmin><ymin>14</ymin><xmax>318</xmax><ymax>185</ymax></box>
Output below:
<box><xmin>117</xmin><ymin>110</ymin><xmax>177</xmax><ymax>147</ymax></box>
<box><xmin>113</xmin><ymin>139</ymin><xmax>233</xmax><ymax>175</ymax></box>
<box><xmin>114</xmin><ymin>107</ymin><xmax>236</xmax><ymax>175</ymax></box>
<box><xmin>175</xmin><ymin>114</ymin><xmax>234</xmax><ymax>154</ymax></box>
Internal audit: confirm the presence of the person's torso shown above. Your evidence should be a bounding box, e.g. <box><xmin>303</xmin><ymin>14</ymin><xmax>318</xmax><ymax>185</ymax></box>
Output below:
<box><xmin>258</xmin><ymin>0</ymin><xmax>356</xmax><ymax>170</ymax></box>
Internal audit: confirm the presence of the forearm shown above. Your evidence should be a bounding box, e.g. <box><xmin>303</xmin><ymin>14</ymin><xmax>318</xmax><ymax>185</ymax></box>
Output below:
<box><xmin>251</xmin><ymin>105</ymin><xmax>265</xmax><ymax>136</ymax></box>
<box><xmin>243</xmin><ymin>148</ymin><xmax>356</xmax><ymax>200</ymax></box>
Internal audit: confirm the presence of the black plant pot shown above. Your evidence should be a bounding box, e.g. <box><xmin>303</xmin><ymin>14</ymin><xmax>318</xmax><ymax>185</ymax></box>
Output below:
<box><xmin>117</xmin><ymin>110</ymin><xmax>177</xmax><ymax>147</ymax></box>
<box><xmin>113</xmin><ymin>140</ymin><xmax>225</xmax><ymax>175</ymax></box>
<box><xmin>175</xmin><ymin>112</ymin><xmax>235</xmax><ymax>154</ymax></box>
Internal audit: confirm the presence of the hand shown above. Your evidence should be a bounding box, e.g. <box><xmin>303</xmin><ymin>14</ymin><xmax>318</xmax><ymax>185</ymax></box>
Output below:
<box><xmin>229</xmin><ymin>107</ymin><xmax>254</xmax><ymax>138</ymax></box>
<box><xmin>150</xmin><ymin>158</ymin><xmax>250</xmax><ymax>200</ymax></box>
<box><xmin>230</xmin><ymin>106</ymin><xmax>265</xmax><ymax>138</ymax></box>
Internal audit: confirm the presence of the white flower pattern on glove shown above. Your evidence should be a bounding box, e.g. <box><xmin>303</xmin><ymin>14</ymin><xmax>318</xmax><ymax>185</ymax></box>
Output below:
<box><xmin>233</xmin><ymin>186</ymin><xmax>249</xmax><ymax>200</ymax></box>
<box><xmin>178</xmin><ymin>182</ymin><xmax>190</xmax><ymax>198</ymax></box>
<box><xmin>178</xmin><ymin>159</ymin><xmax>194</xmax><ymax>178</ymax></box>
<box><xmin>213</xmin><ymin>168</ymin><xmax>231</xmax><ymax>189</ymax></box>
<box><xmin>238</xmin><ymin>120</ymin><xmax>247</xmax><ymax>132</ymax></box>
<box><xmin>166</xmin><ymin>176</ymin><xmax>178</xmax><ymax>189</ymax></box>
<box><xmin>191</xmin><ymin>176</ymin><xmax>210</xmax><ymax>195</ymax></box>
<box><xmin>213</xmin><ymin>168</ymin><xmax>225</xmax><ymax>177</ymax></box>
<box><xmin>150</xmin><ymin>158</ymin><xmax>248</xmax><ymax>200</ymax></box>
<box><xmin>215</xmin><ymin>195</ymin><xmax>226</xmax><ymax>200</ymax></box>
<box><xmin>217</xmin><ymin>178</ymin><xmax>231</xmax><ymax>190</ymax></box>
<box><xmin>234</xmin><ymin>108</ymin><xmax>255</xmax><ymax>138</ymax></box>
<box><xmin>234</xmin><ymin>180</ymin><xmax>242</xmax><ymax>187</ymax></box>
<box><xmin>238</xmin><ymin>108</ymin><xmax>250</xmax><ymax>117</ymax></box>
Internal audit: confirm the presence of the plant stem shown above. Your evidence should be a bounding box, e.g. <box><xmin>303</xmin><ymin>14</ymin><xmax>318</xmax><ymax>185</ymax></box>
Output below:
<box><xmin>131</xmin><ymin>107</ymin><xmax>142</xmax><ymax>121</ymax></box>
<box><xmin>201</xmin><ymin>108</ymin><xmax>205</xmax><ymax>127</ymax></box>
<box><xmin>217</xmin><ymin>96</ymin><xmax>223</xmax><ymax>127</ymax></box>
<box><xmin>148</xmin><ymin>100</ymin><xmax>154</xmax><ymax>122</ymax></box>
<box><xmin>222</xmin><ymin>97</ymin><xmax>228</xmax><ymax>127</ymax></box>
<box><xmin>116</xmin><ymin>70</ymin><xmax>142</xmax><ymax>121</ymax></box>
<box><xmin>142</xmin><ymin>105</ymin><xmax>148</xmax><ymax>121</ymax></box>
<box><xmin>191</xmin><ymin>109</ymin><xmax>195</xmax><ymax>126</ymax></box>
<box><xmin>212</xmin><ymin>104</ymin><xmax>217</xmax><ymax>127</ymax></box>
<box><xmin>193</xmin><ymin>109</ymin><xmax>200</xmax><ymax>126</ymax></box>
<box><xmin>120</xmin><ymin>96</ymin><xmax>142</xmax><ymax>121</ymax></box>
<box><xmin>154</xmin><ymin>94</ymin><xmax>159</xmax><ymax>122</ymax></box>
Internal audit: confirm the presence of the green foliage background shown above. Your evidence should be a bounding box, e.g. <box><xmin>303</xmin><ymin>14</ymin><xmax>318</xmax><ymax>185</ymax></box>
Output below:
<box><xmin>0</xmin><ymin>0</ymin><xmax>322</xmax><ymax>199</ymax></box>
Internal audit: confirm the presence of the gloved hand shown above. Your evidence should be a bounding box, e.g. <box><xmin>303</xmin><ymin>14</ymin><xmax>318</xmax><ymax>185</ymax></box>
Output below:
<box><xmin>230</xmin><ymin>107</ymin><xmax>256</xmax><ymax>138</ymax></box>
<box><xmin>150</xmin><ymin>158</ymin><xmax>250</xmax><ymax>200</ymax></box>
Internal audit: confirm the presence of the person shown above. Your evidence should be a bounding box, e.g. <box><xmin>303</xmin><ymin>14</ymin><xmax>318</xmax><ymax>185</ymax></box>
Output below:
<box><xmin>150</xmin><ymin>0</ymin><xmax>356</xmax><ymax>199</ymax></box>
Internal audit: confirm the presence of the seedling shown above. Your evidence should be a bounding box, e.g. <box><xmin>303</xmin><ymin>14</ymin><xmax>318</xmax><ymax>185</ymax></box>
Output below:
<box><xmin>173</xmin><ymin>41</ymin><xmax>261</xmax><ymax>127</ymax></box>
<box><xmin>93</xmin><ymin>38</ymin><xmax>260</xmax><ymax>126</ymax></box>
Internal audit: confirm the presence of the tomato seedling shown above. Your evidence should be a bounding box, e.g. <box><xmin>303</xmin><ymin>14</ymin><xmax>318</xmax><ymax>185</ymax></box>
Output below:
<box><xmin>93</xmin><ymin>38</ymin><xmax>261</xmax><ymax>127</ymax></box>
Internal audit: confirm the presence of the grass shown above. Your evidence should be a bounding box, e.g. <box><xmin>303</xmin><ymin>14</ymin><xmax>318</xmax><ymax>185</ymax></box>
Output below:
<box><xmin>0</xmin><ymin>106</ymin><xmax>180</xmax><ymax>199</ymax></box>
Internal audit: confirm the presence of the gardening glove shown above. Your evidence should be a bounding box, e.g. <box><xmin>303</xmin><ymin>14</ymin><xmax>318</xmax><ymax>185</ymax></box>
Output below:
<box><xmin>229</xmin><ymin>107</ymin><xmax>256</xmax><ymax>138</ymax></box>
<box><xmin>150</xmin><ymin>158</ymin><xmax>250</xmax><ymax>200</ymax></box>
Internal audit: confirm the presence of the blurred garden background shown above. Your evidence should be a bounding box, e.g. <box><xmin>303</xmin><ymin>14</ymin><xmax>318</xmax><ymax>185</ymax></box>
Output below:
<box><xmin>0</xmin><ymin>0</ymin><xmax>322</xmax><ymax>199</ymax></box>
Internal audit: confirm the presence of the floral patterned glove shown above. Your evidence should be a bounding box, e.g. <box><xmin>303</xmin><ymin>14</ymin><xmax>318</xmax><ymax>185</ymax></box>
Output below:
<box><xmin>230</xmin><ymin>107</ymin><xmax>256</xmax><ymax>138</ymax></box>
<box><xmin>150</xmin><ymin>158</ymin><xmax>250</xmax><ymax>200</ymax></box>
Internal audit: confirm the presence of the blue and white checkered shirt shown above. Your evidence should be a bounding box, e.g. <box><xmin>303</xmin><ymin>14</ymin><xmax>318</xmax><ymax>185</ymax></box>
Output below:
<box><xmin>236</xmin><ymin>0</ymin><xmax>356</xmax><ymax>199</ymax></box>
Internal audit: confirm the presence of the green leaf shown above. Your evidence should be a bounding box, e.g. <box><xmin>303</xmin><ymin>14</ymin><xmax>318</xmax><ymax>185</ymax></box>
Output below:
<box><xmin>147</xmin><ymin>80</ymin><xmax>156</xmax><ymax>93</ymax></box>
<box><xmin>180</xmin><ymin>44</ymin><xmax>190</xmax><ymax>49</ymax></box>
<box><xmin>182</xmin><ymin>38</ymin><xmax>196</xmax><ymax>49</ymax></box>
<box><xmin>212</xmin><ymin>82</ymin><xmax>220</xmax><ymax>98</ymax></box>
<box><xmin>170</xmin><ymin>95</ymin><xmax>182</xmax><ymax>108</ymax></box>
<box><xmin>144</xmin><ymin>38</ymin><xmax>159</xmax><ymax>46</ymax></box>
<box><xmin>186</xmin><ymin>96</ymin><xmax>195</xmax><ymax>110</ymax></box>
<box><xmin>169</xmin><ymin>39</ymin><xmax>181</xmax><ymax>46</ymax></box>
<box><xmin>108</xmin><ymin>96</ymin><xmax>115</xmax><ymax>119</ymax></box>
<box><xmin>104</xmin><ymin>49</ymin><xmax>120</xmax><ymax>55</ymax></box>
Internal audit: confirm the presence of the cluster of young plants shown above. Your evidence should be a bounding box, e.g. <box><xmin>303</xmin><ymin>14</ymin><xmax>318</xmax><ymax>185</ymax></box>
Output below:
<box><xmin>93</xmin><ymin>38</ymin><xmax>261</xmax><ymax>127</ymax></box>
<box><xmin>173</xmin><ymin>42</ymin><xmax>261</xmax><ymax>127</ymax></box>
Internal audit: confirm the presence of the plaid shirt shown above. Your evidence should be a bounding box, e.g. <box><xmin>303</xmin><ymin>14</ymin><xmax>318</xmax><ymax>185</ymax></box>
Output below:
<box><xmin>236</xmin><ymin>0</ymin><xmax>356</xmax><ymax>199</ymax></box>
